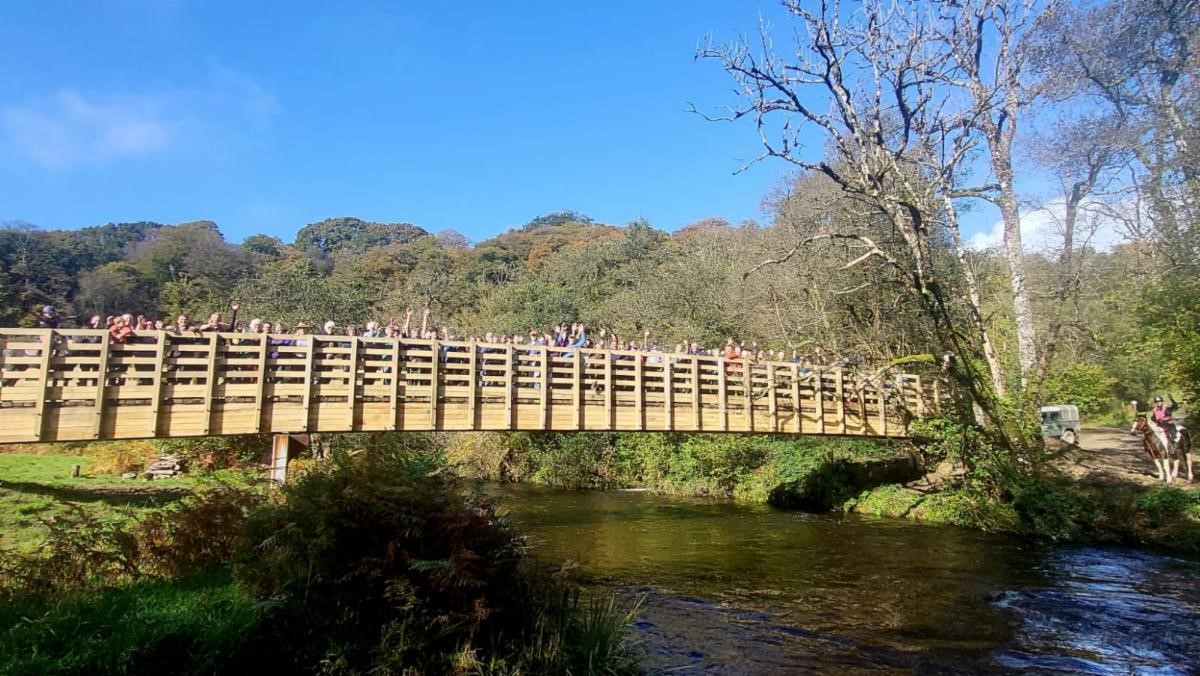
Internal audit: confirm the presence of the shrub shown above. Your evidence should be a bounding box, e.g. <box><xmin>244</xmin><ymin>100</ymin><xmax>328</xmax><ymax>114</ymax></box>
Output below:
<box><xmin>234</xmin><ymin>445</ymin><xmax>638</xmax><ymax>673</ymax></box>
<box><xmin>153</xmin><ymin>435</ymin><xmax>270</xmax><ymax>471</ymax></box>
<box><xmin>847</xmin><ymin>484</ymin><xmax>924</xmax><ymax>518</ymax></box>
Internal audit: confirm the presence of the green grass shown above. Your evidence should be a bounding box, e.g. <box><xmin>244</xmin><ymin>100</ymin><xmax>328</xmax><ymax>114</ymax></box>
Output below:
<box><xmin>0</xmin><ymin>453</ymin><xmax>247</xmax><ymax>554</ymax></box>
<box><xmin>0</xmin><ymin>569</ymin><xmax>256</xmax><ymax>676</ymax></box>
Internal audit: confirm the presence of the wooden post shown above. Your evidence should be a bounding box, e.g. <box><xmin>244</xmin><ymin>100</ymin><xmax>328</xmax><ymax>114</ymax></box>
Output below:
<box><xmin>877</xmin><ymin>380</ymin><xmax>889</xmax><ymax>437</ymax></box>
<box><xmin>538</xmin><ymin>346</ymin><xmax>549</xmax><ymax>430</ymax></box>
<box><xmin>742</xmin><ymin>362</ymin><xmax>752</xmax><ymax>432</ymax></box>
<box><xmin>835</xmin><ymin>368</ymin><xmax>846</xmax><ymax>434</ymax></box>
<box><xmin>932</xmin><ymin>379</ymin><xmax>941</xmax><ymax>414</ymax></box>
<box><xmin>690</xmin><ymin>358</ymin><xmax>700</xmax><ymax>431</ymax></box>
<box><xmin>147</xmin><ymin>331</ymin><xmax>167</xmax><ymax>437</ymax></box>
<box><xmin>254</xmin><ymin>334</ymin><xmax>269</xmax><ymax>433</ymax></box>
<box><xmin>572</xmin><ymin>350</ymin><xmax>582</xmax><ymax>430</ymax></box>
<box><xmin>815</xmin><ymin>368</ymin><xmax>826</xmax><ymax>434</ymax></box>
<box><xmin>663</xmin><ymin>360</ymin><xmax>673</xmax><ymax>431</ymax></box>
<box><xmin>915</xmin><ymin>375</ymin><xmax>926</xmax><ymax>417</ymax></box>
<box><xmin>428</xmin><ymin>340</ymin><xmax>439</xmax><ymax>429</ymax></box>
<box><xmin>634</xmin><ymin>354</ymin><xmax>644</xmax><ymax>430</ymax></box>
<box><xmin>91</xmin><ymin>331</ymin><xmax>110</xmax><ymax>440</ymax></box>
<box><xmin>389</xmin><ymin>339</ymin><xmax>402</xmax><ymax>431</ymax></box>
<box><xmin>767</xmin><ymin>363</ymin><xmax>777</xmax><ymax>433</ymax></box>
<box><xmin>347</xmin><ymin>336</ymin><xmax>360</xmax><ymax>431</ymax></box>
<box><xmin>467</xmin><ymin>342</ymin><xmax>477</xmax><ymax>429</ymax></box>
<box><xmin>717</xmin><ymin>359</ymin><xmax>728</xmax><ymax>432</ymax></box>
<box><xmin>268</xmin><ymin>433</ymin><xmax>305</xmax><ymax>484</ymax></box>
<box><xmin>792</xmin><ymin>365</ymin><xmax>802</xmax><ymax>433</ymax></box>
<box><xmin>31</xmin><ymin>329</ymin><xmax>54</xmax><ymax>442</ymax></box>
<box><xmin>300</xmin><ymin>338</ymin><xmax>315</xmax><ymax>432</ymax></box>
<box><xmin>201</xmin><ymin>333</ymin><xmax>219</xmax><ymax>436</ymax></box>
<box><xmin>504</xmin><ymin>345</ymin><xmax>514</xmax><ymax>430</ymax></box>
<box><xmin>604</xmin><ymin>354</ymin><xmax>614</xmax><ymax>430</ymax></box>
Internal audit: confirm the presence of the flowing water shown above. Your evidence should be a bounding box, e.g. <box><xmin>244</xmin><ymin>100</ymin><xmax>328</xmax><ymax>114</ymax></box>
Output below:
<box><xmin>485</xmin><ymin>484</ymin><xmax>1200</xmax><ymax>674</ymax></box>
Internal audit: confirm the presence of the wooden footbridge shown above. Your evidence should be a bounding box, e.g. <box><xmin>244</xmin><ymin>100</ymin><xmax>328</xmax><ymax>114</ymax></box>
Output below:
<box><xmin>0</xmin><ymin>329</ymin><xmax>941</xmax><ymax>446</ymax></box>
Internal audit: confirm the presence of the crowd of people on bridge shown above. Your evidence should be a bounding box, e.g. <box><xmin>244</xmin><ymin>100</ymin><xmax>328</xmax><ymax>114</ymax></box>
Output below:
<box><xmin>29</xmin><ymin>302</ymin><xmax>863</xmax><ymax>370</ymax></box>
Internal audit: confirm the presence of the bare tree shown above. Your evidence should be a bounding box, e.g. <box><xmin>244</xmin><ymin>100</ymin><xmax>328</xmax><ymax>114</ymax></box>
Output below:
<box><xmin>696</xmin><ymin>0</ymin><xmax>1031</xmax><ymax>455</ymax></box>
<box><xmin>937</xmin><ymin>0</ymin><xmax>1045</xmax><ymax>385</ymax></box>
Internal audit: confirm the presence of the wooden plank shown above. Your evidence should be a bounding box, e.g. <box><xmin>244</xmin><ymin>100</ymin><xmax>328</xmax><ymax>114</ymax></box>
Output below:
<box><xmin>767</xmin><ymin>363</ymin><xmax>777</xmax><ymax>433</ymax></box>
<box><xmin>690</xmin><ymin>358</ymin><xmax>700</xmax><ymax>431</ymax></box>
<box><xmin>390</xmin><ymin>339</ymin><xmax>401</xmax><ymax>430</ymax></box>
<box><xmin>348</xmin><ymin>336</ymin><xmax>360</xmax><ymax>430</ymax></box>
<box><xmin>792</xmin><ymin>364</ymin><xmax>802</xmax><ymax>433</ymax></box>
<box><xmin>537</xmin><ymin>347</ymin><xmax>549</xmax><ymax>429</ymax></box>
<box><xmin>717</xmin><ymin>359</ymin><xmax>728</xmax><ymax>431</ymax></box>
<box><xmin>147</xmin><ymin>332</ymin><xmax>167</xmax><ymax>436</ymax></box>
<box><xmin>254</xmin><ymin>335</ymin><xmax>270</xmax><ymax>432</ymax></box>
<box><xmin>300</xmin><ymin>338</ymin><xmax>316</xmax><ymax>432</ymax></box>
<box><xmin>91</xmin><ymin>332</ymin><xmax>111</xmax><ymax>439</ymax></box>
<box><xmin>815</xmin><ymin>367</ymin><xmax>826</xmax><ymax>434</ymax></box>
<box><xmin>662</xmin><ymin>359</ymin><xmax>673</xmax><ymax>431</ymax></box>
<box><xmin>604</xmin><ymin>354</ymin><xmax>614</xmax><ymax>430</ymax></box>
<box><xmin>634</xmin><ymin>355</ymin><xmax>644</xmax><ymax>428</ymax></box>
<box><xmin>915</xmin><ymin>375</ymin><xmax>926</xmax><ymax>417</ymax></box>
<box><xmin>742</xmin><ymin>362</ymin><xmax>752</xmax><ymax>432</ymax></box>
<box><xmin>932</xmin><ymin>378</ymin><xmax>941</xmax><ymax>414</ymax></box>
<box><xmin>836</xmin><ymin>368</ymin><xmax>846</xmax><ymax>434</ymax></box>
<box><xmin>467</xmin><ymin>343</ymin><xmax>477</xmax><ymax>429</ymax></box>
<box><xmin>572</xmin><ymin>350</ymin><xmax>582</xmax><ymax>430</ymax></box>
<box><xmin>201</xmin><ymin>333</ymin><xmax>219</xmax><ymax>436</ymax></box>
<box><xmin>31</xmin><ymin>329</ymin><xmax>55</xmax><ymax>442</ymax></box>
<box><xmin>504</xmin><ymin>345</ymin><xmax>514</xmax><ymax>430</ymax></box>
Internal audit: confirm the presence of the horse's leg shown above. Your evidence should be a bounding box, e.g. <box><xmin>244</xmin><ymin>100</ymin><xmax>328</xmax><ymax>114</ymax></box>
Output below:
<box><xmin>1153</xmin><ymin>457</ymin><xmax>1166</xmax><ymax>481</ymax></box>
<box><xmin>1186</xmin><ymin>453</ymin><xmax>1195</xmax><ymax>483</ymax></box>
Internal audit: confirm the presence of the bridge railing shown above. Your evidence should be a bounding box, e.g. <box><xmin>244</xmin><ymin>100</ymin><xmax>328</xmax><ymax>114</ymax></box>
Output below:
<box><xmin>0</xmin><ymin>329</ymin><xmax>941</xmax><ymax>443</ymax></box>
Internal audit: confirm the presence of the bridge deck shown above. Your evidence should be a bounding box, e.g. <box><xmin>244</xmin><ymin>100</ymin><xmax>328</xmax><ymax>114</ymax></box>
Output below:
<box><xmin>0</xmin><ymin>329</ymin><xmax>940</xmax><ymax>444</ymax></box>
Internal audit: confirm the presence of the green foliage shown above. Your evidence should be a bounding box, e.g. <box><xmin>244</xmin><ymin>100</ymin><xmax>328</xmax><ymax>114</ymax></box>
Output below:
<box><xmin>0</xmin><ymin>447</ymin><xmax>641</xmax><ymax>674</ymax></box>
<box><xmin>0</xmin><ymin>571</ymin><xmax>257</xmax><ymax>676</ymax></box>
<box><xmin>845</xmin><ymin>484</ymin><xmax>923</xmax><ymax>518</ymax></box>
<box><xmin>234</xmin><ymin>445</ymin><xmax>638</xmax><ymax>673</ymax></box>
<box><xmin>293</xmin><ymin>216</ymin><xmax>427</xmax><ymax>254</ymax></box>
<box><xmin>1042</xmin><ymin>362</ymin><xmax>1118</xmax><ymax>416</ymax></box>
<box><xmin>154</xmin><ymin>434</ymin><xmax>269</xmax><ymax>470</ymax></box>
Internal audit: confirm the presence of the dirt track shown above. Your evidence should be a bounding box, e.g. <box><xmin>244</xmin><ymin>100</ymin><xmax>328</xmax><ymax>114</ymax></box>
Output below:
<box><xmin>1058</xmin><ymin>426</ymin><xmax>1195</xmax><ymax>485</ymax></box>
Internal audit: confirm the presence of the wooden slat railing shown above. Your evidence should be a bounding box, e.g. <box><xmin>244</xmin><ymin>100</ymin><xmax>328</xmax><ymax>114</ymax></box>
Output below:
<box><xmin>0</xmin><ymin>329</ymin><xmax>942</xmax><ymax>444</ymax></box>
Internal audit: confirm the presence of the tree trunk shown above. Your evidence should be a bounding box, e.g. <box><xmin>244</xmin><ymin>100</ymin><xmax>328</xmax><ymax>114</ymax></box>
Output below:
<box><xmin>994</xmin><ymin>144</ymin><xmax>1039</xmax><ymax>386</ymax></box>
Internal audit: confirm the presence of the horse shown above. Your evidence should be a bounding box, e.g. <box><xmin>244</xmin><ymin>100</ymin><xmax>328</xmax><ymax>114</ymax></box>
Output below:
<box><xmin>1131</xmin><ymin>414</ymin><xmax>1193</xmax><ymax>483</ymax></box>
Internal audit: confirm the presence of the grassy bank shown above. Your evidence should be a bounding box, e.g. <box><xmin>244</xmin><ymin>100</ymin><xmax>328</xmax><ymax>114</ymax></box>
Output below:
<box><xmin>847</xmin><ymin>479</ymin><xmax>1200</xmax><ymax>555</ymax></box>
<box><xmin>0</xmin><ymin>445</ymin><xmax>641</xmax><ymax>675</ymax></box>
<box><xmin>0</xmin><ymin>454</ymin><xmax>216</xmax><ymax>553</ymax></box>
<box><xmin>442</xmin><ymin>430</ymin><xmax>912</xmax><ymax>504</ymax></box>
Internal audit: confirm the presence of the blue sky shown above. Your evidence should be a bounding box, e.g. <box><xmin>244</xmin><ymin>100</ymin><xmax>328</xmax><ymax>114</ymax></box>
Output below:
<box><xmin>1</xmin><ymin>1</ymin><xmax>1007</xmax><ymax>245</ymax></box>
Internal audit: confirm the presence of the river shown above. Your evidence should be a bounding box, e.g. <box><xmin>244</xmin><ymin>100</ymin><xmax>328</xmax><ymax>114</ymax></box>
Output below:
<box><xmin>485</xmin><ymin>483</ymin><xmax>1200</xmax><ymax>674</ymax></box>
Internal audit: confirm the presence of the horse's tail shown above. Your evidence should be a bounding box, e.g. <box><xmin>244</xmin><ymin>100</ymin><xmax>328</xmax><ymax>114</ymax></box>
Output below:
<box><xmin>1179</xmin><ymin>426</ymin><xmax>1192</xmax><ymax>454</ymax></box>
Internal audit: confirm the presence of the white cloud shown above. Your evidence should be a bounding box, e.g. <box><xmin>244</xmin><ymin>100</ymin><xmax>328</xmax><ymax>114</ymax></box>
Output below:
<box><xmin>1</xmin><ymin>68</ymin><xmax>277</xmax><ymax>170</ymax></box>
<box><xmin>967</xmin><ymin>198</ymin><xmax>1134</xmax><ymax>253</ymax></box>
<box><xmin>2</xmin><ymin>90</ymin><xmax>172</xmax><ymax>169</ymax></box>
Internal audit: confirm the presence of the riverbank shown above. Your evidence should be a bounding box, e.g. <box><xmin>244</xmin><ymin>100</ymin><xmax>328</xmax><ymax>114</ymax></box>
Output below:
<box><xmin>846</xmin><ymin>426</ymin><xmax>1200</xmax><ymax>555</ymax></box>
<box><xmin>0</xmin><ymin>448</ymin><xmax>640</xmax><ymax>675</ymax></box>
<box><xmin>439</xmin><ymin>429</ymin><xmax>1200</xmax><ymax>556</ymax></box>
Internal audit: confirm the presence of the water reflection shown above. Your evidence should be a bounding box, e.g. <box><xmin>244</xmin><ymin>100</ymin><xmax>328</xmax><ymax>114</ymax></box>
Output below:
<box><xmin>485</xmin><ymin>483</ymin><xmax>1200</xmax><ymax>673</ymax></box>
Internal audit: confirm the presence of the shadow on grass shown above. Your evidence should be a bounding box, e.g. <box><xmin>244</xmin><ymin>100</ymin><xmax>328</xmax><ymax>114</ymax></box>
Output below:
<box><xmin>0</xmin><ymin>480</ymin><xmax>189</xmax><ymax>508</ymax></box>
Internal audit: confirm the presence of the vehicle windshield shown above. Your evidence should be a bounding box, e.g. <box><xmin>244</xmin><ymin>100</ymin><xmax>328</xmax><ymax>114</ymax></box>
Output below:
<box><xmin>1041</xmin><ymin>411</ymin><xmax>1061</xmax><ymax>423</ymax></box>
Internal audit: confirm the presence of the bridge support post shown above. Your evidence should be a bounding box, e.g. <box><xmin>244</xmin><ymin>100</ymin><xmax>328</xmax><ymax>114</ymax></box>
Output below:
<box><xmin>268</xmin><ymin>433</ymin><xmax>307</xmax><ymax>484</ymax></box>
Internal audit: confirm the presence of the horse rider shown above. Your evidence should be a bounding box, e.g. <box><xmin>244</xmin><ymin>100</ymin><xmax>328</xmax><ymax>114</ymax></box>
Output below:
<box><xmin>1151</xmin><ymin>396</ymin><xmax>1181</xmax><ymax>446</ymax></box>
